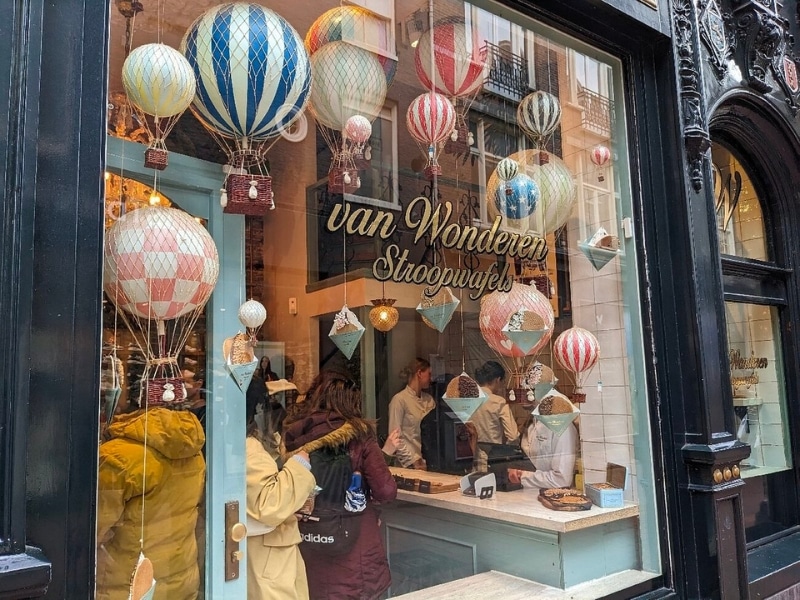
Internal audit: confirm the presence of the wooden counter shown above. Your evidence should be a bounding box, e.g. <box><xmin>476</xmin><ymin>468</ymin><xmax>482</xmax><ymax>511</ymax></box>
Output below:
<box><xmin>381</xmin><ymin>484</ymin><xmax>643</xmax><ymax>594</ymax></box>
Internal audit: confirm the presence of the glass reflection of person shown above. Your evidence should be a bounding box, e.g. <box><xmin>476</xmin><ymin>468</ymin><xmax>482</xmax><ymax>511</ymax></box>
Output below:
<box><xmin>258</xmin><ymin>356</ymin><xmax>279</xmax><ymax>382</ymax></box>
<box><xmin>469</xmin><ymin>360</ymin><xmax>519</xmax><ymax>445</ymax></box>
<box><xmin>388</xmin><ymin>358</ymin><xmax>434</xmax><ymax>469</ymax></box>
<box><xmin>507</xmin><ymin>391</ymin><xmax>578</xmax><ymax>489</ymax></box>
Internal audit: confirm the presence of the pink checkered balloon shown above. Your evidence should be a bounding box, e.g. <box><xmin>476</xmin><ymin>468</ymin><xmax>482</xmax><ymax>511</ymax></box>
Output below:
<box><xmin>553</xmin><ymin>327</ymin><xmax>600</xmax><ymax>375</ymax></box>
<box><xmin>104</xmin><ymin>207</ymin><xmax>219</xmax><ymax>321</ymax></box>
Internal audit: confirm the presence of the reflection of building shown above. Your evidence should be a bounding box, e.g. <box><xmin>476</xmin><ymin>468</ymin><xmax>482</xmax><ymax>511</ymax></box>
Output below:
<box><xmin>7</xmin><ymin>1</ymin><xmax>800</xmax><ymax>599</ymax></box>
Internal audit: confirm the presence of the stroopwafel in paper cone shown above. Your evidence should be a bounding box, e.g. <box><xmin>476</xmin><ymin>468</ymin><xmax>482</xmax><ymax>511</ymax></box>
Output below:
<box><xmin>329</xmin><ymin>305</ymin><xmax>365</xmax><ymax>359</ymax></box>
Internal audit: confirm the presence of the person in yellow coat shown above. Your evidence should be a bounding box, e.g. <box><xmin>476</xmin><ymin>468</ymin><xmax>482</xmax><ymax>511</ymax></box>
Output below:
<box><xmin>96</xmin><ymin>403</ymin><xmax>205</xmax><ymax>600</ymax></box>
<box><xmin>246</xmin><ymin>382</ymin><xmax>316</xmax><ymax>600</ymax></box>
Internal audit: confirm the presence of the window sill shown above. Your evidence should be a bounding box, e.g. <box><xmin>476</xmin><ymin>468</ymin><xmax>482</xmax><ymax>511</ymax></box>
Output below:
<box><xmin>749</xmin><ymin>531</ymin><xmax>800</xmax><ymax>597</ymax></box>
<box><xmin>0</xmin><ymin>547</ymin><xmax>51</xmax><ymax>599</ymax></box>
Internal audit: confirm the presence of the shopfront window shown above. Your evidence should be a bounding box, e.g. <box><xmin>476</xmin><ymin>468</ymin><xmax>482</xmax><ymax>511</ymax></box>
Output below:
<box><xmin>102</xmin><ymin>0</ymin><xmax>662</xmax><ymax>597</ymax></box>
<box><xmin>714</xmin><ymin>141</ymin><xmax>795</xmax><ymax>544</ymax></box>
<box><xmin>712</xmin><ymin>143</ymin><xmax>768</xmax><ymax>260</ymax></box>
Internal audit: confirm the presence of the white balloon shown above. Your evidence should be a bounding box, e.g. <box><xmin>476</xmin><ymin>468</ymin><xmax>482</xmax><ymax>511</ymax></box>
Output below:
<box><xmin>238</xmin><ymin>299</ymin><xmax>267</xmax><ymax>329</ymax></box>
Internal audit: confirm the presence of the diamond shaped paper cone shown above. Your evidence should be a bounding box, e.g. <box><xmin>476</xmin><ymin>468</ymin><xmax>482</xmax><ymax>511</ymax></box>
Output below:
<box><xmin>104</xmin><ymin>387</ymin><xmax>122</xmax><ymax>425</ymax></box>
<box><xmin>578</xmin><ymin>241</ymin><xmax>619</xmax><ymax>271</ymax></box>
<box><xmin>442</xmin><ymin>396</ymin><xmax>486</xmax><ymax>423</ymax></box>
<box><xmin>417</xmin><ymin>299</ymin><xmax>459</xmax><ymax>332</ymax></box>
<box><xmin>532</xmin><ymin>382</ymin><xmax>556</xmax><ymax>400</ymax></box>
<box><xmin>226</xmin><ymin>359</ymin><xmax>258</xmax><ymax>394</ymax></box>
<box><xmin>535</xmin><ymin>410</ymin><xmax>579</xmax><ymax>436</ymax></box>
<box><xmin>502</xmin><ymin>328</ymin><xmax>547</xmax><ymax>354</ymax></box>
<box><xmin>330</xmin><ymin>328</ymin><xmax>365</xmax><ymax>359</ymax></box>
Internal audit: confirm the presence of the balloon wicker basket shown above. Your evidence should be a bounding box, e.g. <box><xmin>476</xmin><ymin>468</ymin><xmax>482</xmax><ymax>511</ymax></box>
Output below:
<box><xmin>144</xmin><ymin>148</ymin><xmax>168</xmax><ymax>171</ymax></box>
<box><xmin>571</xmin><ymin>392</ymin><xmax>587</xmax><ymax>404</ymax></box>
<box><xmin>143</xmin><ymin>376</ymin><xmax>187</xmax><ymax>408</ymax></box>
<box><xmin>444</xmin><ymin>124</ymin><xmax>470</xmax><ymax>156</ymax></box>
<box><xmin>328</xmin><ymin>167</ymin><xmax>360</xmax><ymax>195</ymax></box>
<box><xmin>423</xmin><ymin>164</ymin><xmax>442</xmax><ymax>180</ymax></box>
<box><xmin>225</xmin><ymin>174</ymin><xmax>274</xmax><ymax>215</ymax></box>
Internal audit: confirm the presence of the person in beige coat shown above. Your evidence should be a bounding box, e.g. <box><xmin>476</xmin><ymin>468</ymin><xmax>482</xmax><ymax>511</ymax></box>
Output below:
<box><xmin>246</xmin><ymin>388</ymin><xmax>316</xmax><ymax>599</ymax></box>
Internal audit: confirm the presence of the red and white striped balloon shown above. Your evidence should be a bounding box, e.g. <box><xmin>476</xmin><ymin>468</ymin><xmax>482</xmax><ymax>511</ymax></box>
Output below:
<box><xmin>406</xmin><ymin>92</ymin><xmax>456</xmax><ymax>146</ymax></box>
<box><xmin>590</xmin><ymin>145</ymin><xmax>611</xmax><ymax>167</ymax></box>
<box><xmin>553</xmin><ymin>327</ymin><xmax>600</xmax><ymax>376</ymax></box>
<box><xmin>414</xmin><ymin>21</ymin><xmax>489</xmax><ymax>98</ymax></box>
<box><xmin>344</xmin><ymin>115</ymin><xmax>372</xmax><ymax>145</ymax></box>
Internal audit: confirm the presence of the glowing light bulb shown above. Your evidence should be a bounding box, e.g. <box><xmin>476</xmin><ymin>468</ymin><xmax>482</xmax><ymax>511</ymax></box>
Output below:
<box><xmin>104</xmin><ymin>171</ymin><xmax>111</xmax><ymax>181</ymax></box>
<box><xmin>149</xmin><ymin>194</ymin><xmax>160</xmax><ymax>205</ymax></box>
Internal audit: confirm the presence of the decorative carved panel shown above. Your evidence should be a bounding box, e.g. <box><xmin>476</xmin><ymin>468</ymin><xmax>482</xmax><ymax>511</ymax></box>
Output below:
<box><xmin>673</xmin><ymin>0</ymin><xmax>711</xmax><ymax>192</ymax></box>
<box><xmin>729</xmin><ymin>0</ymin><xmax>800</xmax><ymax>114</ymax></box>
<box><xmin>698</xmin><ymin>0</ymin><xmax>732</xmax><ymax>80</ymax></box>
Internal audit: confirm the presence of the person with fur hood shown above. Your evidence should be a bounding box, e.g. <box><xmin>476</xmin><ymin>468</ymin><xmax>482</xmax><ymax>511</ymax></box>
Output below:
<box><xmin>283</xmin><ymin>370</ymin><xmax>398</xmax><ymax>600</ymax></box>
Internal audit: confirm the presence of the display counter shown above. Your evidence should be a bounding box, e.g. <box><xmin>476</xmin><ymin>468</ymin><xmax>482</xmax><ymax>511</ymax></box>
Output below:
<box><xmin>381</xmin><ymin>483</ymin><xmax>643</xmax><ymax>595</ymax></box>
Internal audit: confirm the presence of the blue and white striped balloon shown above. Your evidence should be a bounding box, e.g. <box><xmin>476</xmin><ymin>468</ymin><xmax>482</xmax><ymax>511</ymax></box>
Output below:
<box><xmin>496</xmin><ymin>157</ymin><xmax>520</xmax><ymax>182</ymax></box>
<box><xmin>180</xmin><ymin>3</ymin><xmax>311</xmax><ymax>142</ymax></box>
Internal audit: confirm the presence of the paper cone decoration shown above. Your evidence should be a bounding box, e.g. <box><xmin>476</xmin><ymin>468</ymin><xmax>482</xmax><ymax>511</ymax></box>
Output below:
<box><xmin>329</xmin><ymin>305</ymin><xmax>365</xmax><ymax>359</ymax></box>
<box><xmin>129</xmin><ymin>552</ymin><xmax>156</xmax><ymax>600</ymax></box>
<box><xmin>226</xmin><ymin>360</ymin><xmax>258</xmax><ymax>393</ymax></box>
<box><xmin>533</xmin><ymin>391</ymin><xmax>579</xmax><ymax>436</ymax></box>
<box><xmin>532</xmin><ymin>382</ymin><xmax>556</xmax><ymax>399</ymax></box>
<box><xmin>417</xmin><ymin>286</ymin><xmax>460</xmax><ymax>332</ymax></box>
<box><xmin>104</xmin><ymin>387</ymin><xmax>122</xmax><ymax>425</ymax></box>
<box><xmin>578</xmin><ymin>241</ymin><xmax>620</xmax><ymax>271</ymax></box>
<box><xmin>417</xmin><ymin>299</ymin><xmax>459</xmax><ymax>332</ymax></box>
<box><xmin>442</xmin><ymin>395</ymin><xmax>487</xmax><ymax>423</ymax></box>
<box><xmin>502</xmin><ymin>327</ymin><xmax>548</xmax><ymax>354</ymax></box>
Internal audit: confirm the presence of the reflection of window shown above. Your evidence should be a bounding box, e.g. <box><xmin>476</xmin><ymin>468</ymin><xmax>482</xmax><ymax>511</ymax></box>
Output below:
<box><xmin>712</xmin><ymin>143</ymin><xmax>768</xmax><ymax>260</ymax></box>
<box><xmin>716</xmin><ymin>141</ymin><xmax>794</xmax><ymax>544</ymax></box>
<box><xmin>345</xmin><ymin>105</ymin><xmax>399</xmax><ymax>209</ymax></box>
<box><xmin>472</xmin><ymin>117</ymin><xmax>523</xmax><ymax>225</ymax></box>
<box><xmin>466</xmin><ymin>3</ymin><xmax>534</xmax><ymax>98</ymax></box>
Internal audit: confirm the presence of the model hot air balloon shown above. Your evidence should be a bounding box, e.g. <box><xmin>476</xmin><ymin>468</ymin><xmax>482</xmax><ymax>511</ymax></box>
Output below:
<box><xmin>406</xmin><ymin>92</ymin><xmax>456</xmax><ymax>179</ymax></box>
<box><xmin>238</xmin><ymin>299</ymin><xmax>267</xmax><ymax>343</ymax></box>
<box><xmin>309</xmin><ymin>41</ymin><xmax>387</xmax><ymax>194</ymax></box>
<box><xmin>104</xmin><ymin>207</ymin><xmax>219</xmax><ymax>408</ymax></box>
<box><xmin>414</xmin><ymin>18</ymin><xmax>489</xmax><ymax>154</ymax></box>
<box><xmin>553</xmin><ymin>327</ymin><xmax>600</xmax><ymax>403</ymax></box>
<box><xmin>488</xmin><ymin>149</ymin><xmax>576</xmax><ymax>234</ymax></box>
<box><xmin>122</xmin><ymin>43</ymin><xmax>196</xmax><ymax>170</ymax></box>
<box><xmin>517</xmin><ymin>90</ymin><xmax>562</xmax><ymax>149</ymax></box>
<box><xmin>181</xmin><ymin>4</ymin><xmax>312</xmax><ymax>214</ymax></box>
<box><xmin>305</xmin><ymin>5</ymin><xmax>398</xmax><ymax>87</ymax></box>
<box><xmin>590</xmin><ymin>144</ymin><xmax>612</xmax><ymax>181</ymax></box>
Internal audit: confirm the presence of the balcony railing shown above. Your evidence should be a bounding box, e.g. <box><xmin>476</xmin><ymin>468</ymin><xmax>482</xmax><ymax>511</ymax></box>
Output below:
<box><xmin>576</xmin><ymin>83</ymin><xmax>614</xmax><ymax>137</ymax></box>
<box><xmin>483</xmin><ymin>41</ymin><xmax>529</xmax><ymax>102</ymax></box>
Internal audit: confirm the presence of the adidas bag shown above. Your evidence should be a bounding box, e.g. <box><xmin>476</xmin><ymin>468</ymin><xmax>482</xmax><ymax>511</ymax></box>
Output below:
<box><xmin>298</xmin><ymin>445</ymin><xmax>362</xmax><ymax>555</ymax></box>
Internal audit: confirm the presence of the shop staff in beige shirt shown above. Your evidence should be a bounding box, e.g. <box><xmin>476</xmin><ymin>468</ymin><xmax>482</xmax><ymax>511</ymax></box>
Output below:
<box><xmin>388</xmin><ymin>358</ymin><xmax>434</xmax><ymax>469</ymax></box>
<box><xmin>469</xmin><ymin>360</ymin><xmax>519</xmax><ymax>445</ymax></box>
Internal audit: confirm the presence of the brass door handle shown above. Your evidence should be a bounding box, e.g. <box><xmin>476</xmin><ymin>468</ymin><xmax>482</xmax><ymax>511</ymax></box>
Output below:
<box><xmin>230</xmin><ymin>522</ymin><xmax>247</xmax><ymax>543</ymax></box>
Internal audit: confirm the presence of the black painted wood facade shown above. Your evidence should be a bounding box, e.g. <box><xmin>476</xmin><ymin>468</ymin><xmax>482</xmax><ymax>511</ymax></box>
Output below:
<box><xmin>2</xmin><ymin>0</ymin><xmax>800</xmax><ymax>598</ymax></box>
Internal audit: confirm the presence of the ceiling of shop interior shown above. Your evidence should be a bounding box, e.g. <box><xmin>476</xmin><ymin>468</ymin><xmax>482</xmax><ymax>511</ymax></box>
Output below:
<box><xmin>108</xmin><ymin>0</ymin><xmax>427</xmax><ymax>95</ymax></box>
<box><xmin>107</xmin><ymin>0</ymin><xmax>438</xmax><ymax>162</ymax></box>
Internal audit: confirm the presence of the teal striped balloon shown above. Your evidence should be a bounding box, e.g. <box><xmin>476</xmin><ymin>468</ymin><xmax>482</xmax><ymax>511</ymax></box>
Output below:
<box><xmin>309</xmin><ymin>41</ymin><xmax>387</xmax><ymax>131</ymax></box>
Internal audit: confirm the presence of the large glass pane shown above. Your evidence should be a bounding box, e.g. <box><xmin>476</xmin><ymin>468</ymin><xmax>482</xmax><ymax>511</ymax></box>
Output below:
<box><xmin>712</xmin><ymin>142</ymin><xmax>768</xmax><ymax>260</ymax></box>
<box><xmin>725</xmin><ymin>302</ymin><xmax>793</xmax><ymax>541</ymax></box>
<box><xmin>103</xmin><ymin>0</ymin><xmax>664</xmax><ymax>596</ymax></box>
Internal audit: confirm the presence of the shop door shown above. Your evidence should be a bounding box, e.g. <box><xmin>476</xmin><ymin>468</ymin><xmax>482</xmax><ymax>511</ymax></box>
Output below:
<box><xmin>105</xmin><ymin>136</ymin><xmax>248</xmax><ymax>599</ymax></box>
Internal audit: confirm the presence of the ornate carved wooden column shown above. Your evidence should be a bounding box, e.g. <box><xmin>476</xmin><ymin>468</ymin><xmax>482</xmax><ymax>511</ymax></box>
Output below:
<box><xmin>669</xmin><ymin>2</ymin><xmax>751</xmax><ymax>598</ymax></box>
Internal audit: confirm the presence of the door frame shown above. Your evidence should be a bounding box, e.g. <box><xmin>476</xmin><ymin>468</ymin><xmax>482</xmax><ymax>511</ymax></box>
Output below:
<box><xmin>106</xmin><ymin>135</ymin><xmax>248</xmax><ymax>599</ymax></box>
